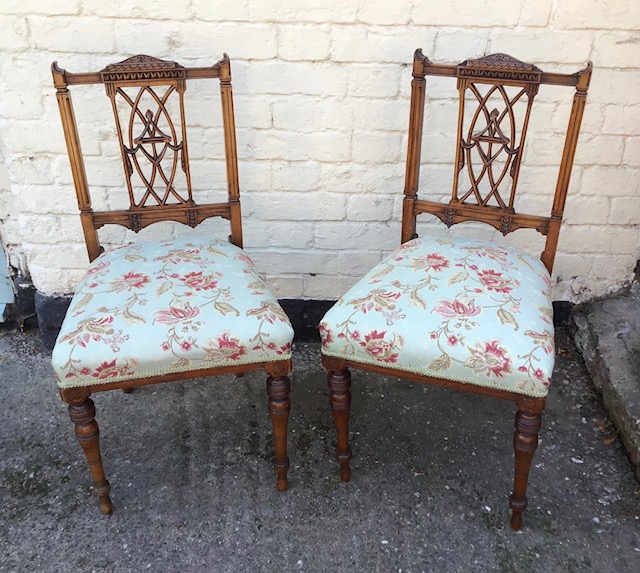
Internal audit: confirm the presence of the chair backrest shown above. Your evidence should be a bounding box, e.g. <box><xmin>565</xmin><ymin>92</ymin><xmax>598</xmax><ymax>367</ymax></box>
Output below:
<box><xmin>52</xmin><ymin>54</ymin><xmax>242</xmax><ymax>262</ymax></box>
<box><xmin>402</xmin><ymin>51</ymin><xmax>592</xmax><ymax>273</ymax></box>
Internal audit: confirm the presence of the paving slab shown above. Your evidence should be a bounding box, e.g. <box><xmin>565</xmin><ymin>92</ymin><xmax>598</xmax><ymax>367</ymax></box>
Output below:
<box><xmin>1</xmin><ymin>329</ymin><xmax>639</xmax><ymax>573</ymax></box>
<box><xmin>574</xmin><ymin>286</ymin><xmax>640</xmax><ymax>483</ymax></box>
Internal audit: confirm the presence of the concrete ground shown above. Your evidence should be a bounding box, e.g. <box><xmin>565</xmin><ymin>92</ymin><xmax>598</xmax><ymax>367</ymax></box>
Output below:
<box><xmin>574</xmin><ymin>285</ymin><xmax>640</xmax><ymax>483</ymax></box>
<box><xmin>1</xmin><ymin>328</ymin><xmax>639</xmax><ymax>573</ymax></box>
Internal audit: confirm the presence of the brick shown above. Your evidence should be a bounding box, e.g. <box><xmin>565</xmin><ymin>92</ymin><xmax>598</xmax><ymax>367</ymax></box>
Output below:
<box><xmin>519</xmin><ymin>0</ymin><xmax>553</xmax><ymax>26</ymax></box>
<box><xmin>233</xmin><ymin>61</ymin><xmax>348</xmax><ymax>97</ymax></box>
<box><xmin>564</xmin><ymin>196</ymin><xmax>611</xmax><ymax>225</ymax></box>
<box><xmin>489</xmin><ymin>29</ymin><xmax>594</xmax><ymax>64</ymax></box>
<box><xmin>574</xmin><ymin>135</ymin><xmax>624</xmax><ymax>166</ymax></box>
<box><xmin>413</xmin><ymin>0</ymin><xmax>521</xmax><ymax>27</ymax></box>
<box><xmin>594</xmin><ymin>32</ymin><xmax>640</xmax><ymax>68</ymax></box>
<box><xmin>243</xmin><ymin>221</ymin><xmax>314</xmax><ymax>249</ymax></box>
<box><xmin>29</xmin><ymin>16</ymin><xmax>115</xmax><ymax>53</ymax></box>
<box><xmin>320</xmin><ymin>163</ymin><xmax>405</xmax><ymax>194</ymax></box>
<box><xmin>609</xmin><ymin>197</ymin><xmax>640</xmax><ymax>225</ymax></box>
<box><xmin>423</xmin><ymin>100</ymin><xmax>459</xmax><ymax>135</ymax></box>
<box><xmin>5</xmin><ymin>156</ymin><xmax>53</xmax><ymax>185</ymax></box>
<box><xmin>236</xmin><ymin>160</ymin><xmax>272</xmax><ymax>193</ymax></box>
<box><xmin>176</xmin><ymin>22</ymin><xmax>277</xmax><ymax>60</ymax></box>
<box><xmin>352</xmin><ymin>131</ymin><xmax>403</xmax><ymax>164</ymax></box>
<box><xmin>272</xmin><ymin>161</ymin><xmax>321</xmax><ymax>191</ymax></box>
<box><xmin>21</xmin><ymin>242</ymin><xmax>87</xmax><ymax>270</ymax></box>
<box><xmin>314</xmin><ymin>221</ymin><xmax>397</xmax><ymax>251</ymax></box>
<box><xmin>352</xmin><ymin>98</ymin><xmax>408</xmax><ymax>132</ymax></box>
<box><xmin>247</xmin><ymin>191</ymin><xmax>345</xmax><ymax>220</ymax></box>
<box><xmin>278</xmin><ymin>24</ymin><xmax>330</xmax><ymax>61</ymax></box>
<box><xmin>237</xmin><ymin>129</ymin><xmax>350</xmax><ymax>162</ymax></box>
<box><xmin>0</xmin><ymin>16</ymin><xmax>29</xmax><ymax>51</ymax></box>
<box><xmin>115</xmin><ymin>20</ymin><xmax>177</xmax><ymax>56</ymax></box>
<box><xmin>272</xmin><ymin>96</ymin><xmax>352</xmax><ymax>132</ymax></box>
<box><xmin>14</xmin><ymin>185</ymin><xmax>78</xmax><ymax>214</ymax></box>
<box><xmin>552</xmin><ymin>253</ymin><xmax>596</xmax><ymax>279</ymax></box>
<box><xmin>30</xmin><ymin>266</ymin><xmax>86</xmax><ymax>296</ymax></box>
<box><xmin>602</xmin><ymin>105</ymin><xmax>640</xmax><ymax>135</ymax></box>
<box><xmin>192</xmin><ymin>0</ymin><xmax>250</xmax><ymax>21</ymax></box>
<box><xmin>433</xmin><ymin>29</ymin><xmax>489</xmax><ymax>62</ymax></box>
<box><xmin>346</xmin><ymin>65</ymin><xmax>401</xmax><ymax>98</ymax></box>
<box><xmin>18</xmin><ymin>215</ymin><xmax>83</xmax><ymax>244</ymax></box>
<box><xmin>250</xmin><ymin>249</ymin><xmax>340</xmax><ymax>275</ymax></box>
<box><xmin>591</xmin><ymin>255</ymin><xmax>638</xmax><ymax>281</ymax></box>
<box><xmin>264</xmin><ymin>275</ymin><xmax>305</xmax><ymax>298</ymax></box>
<box><xmin>558</xmin><ymin>225</ymin><xmax>639</xmax><ymax>254</ymax></box>
<box><xmin>346</xmin><ymin>195</ymin><xmax>394</xmax><ymax>221</ymax></box>
<box><xmin>82</xmin><ymin>0</ymin><xmax>192</xmax><ymax>19</ymax></box>
<box><xmin>249</xmin><ymin>0</ymin><xmax>358</xmax><ymax>24</ymax></box>
<box><xmin>579</xmin><ymin>166</ymin><xmax>639</xmax><ymax>196</ymax></box>
<box><xmin>623</xmin><ymin>137</ymin><xmax>640</xmax><ymax>166</ymax></box>
<box><xmin>303</xmin><ymin>274</ymin><xmax>358</xmax><ymax>298</ymax></box>
<box><xmin>552</xmin><ymin>0</ymin><xmax>637</xmax><ymax>30</ymax></box>
<box><xmin>330</xmin><ymin>25</ymin><xmax>434</xmax><ymax>64</ymax></box>
<box><xmin>358</xmin><ymin>0</ymin><xmax>412</xmax><ymax>25</ymax></box>
<box><xmin>589</xmin><ymin>70</ymin><xmax>640</xmax><ymax>105</ymax></box>
<box><xmin>0</xmin><ymin>118</ymin><xmax>98</xmax><ymax>156</ymax></box>
<box><xmin>0</xmin><ymin>0</ymin><xmax>79</xmax><ymax>14</ymax></box>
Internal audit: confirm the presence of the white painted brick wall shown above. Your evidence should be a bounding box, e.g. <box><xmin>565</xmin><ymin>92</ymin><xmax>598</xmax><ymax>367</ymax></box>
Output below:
<box><xmin>0</xmin><ymin>0</ymin><xmax>638</xmax><ymax>304</ymax></box>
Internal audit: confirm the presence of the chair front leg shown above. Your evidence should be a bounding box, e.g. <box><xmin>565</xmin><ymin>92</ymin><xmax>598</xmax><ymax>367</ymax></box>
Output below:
<box><xmin>326</xmin><ymin>361</ymin><xmax>352</xmax><ymax>482</ymax></box>
<box><xmin>61</xmin><ymin>388</ymin><xmax>112</xmax><ymax>515</ymax></box>
<box><xmin>266</xmin><ymin>361</ymin><xmax>291</xmax><ymax>492</ymax></box>
<box><xmin>509</xmin><ymin>396</ymin><xmax>545</xmax><ymax>530</ymax></box>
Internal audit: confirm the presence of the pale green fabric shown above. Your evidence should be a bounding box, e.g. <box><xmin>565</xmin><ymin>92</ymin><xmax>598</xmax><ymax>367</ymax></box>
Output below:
<box><xmin>52</xmin><ymin>238</ymin><xmax>293</xmax><ymax>388</ymax></box>
<box><xmin>320</xmin><ymin>237</ymin><xmax>554</xmax><ymax>397</ymax></box>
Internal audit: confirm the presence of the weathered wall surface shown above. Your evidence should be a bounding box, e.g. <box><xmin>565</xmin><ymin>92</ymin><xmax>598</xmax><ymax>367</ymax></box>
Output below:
<box><xmin>0</xmin><ymin>0</ymin><xmax>638</xmax><ymax>301</ymax></box>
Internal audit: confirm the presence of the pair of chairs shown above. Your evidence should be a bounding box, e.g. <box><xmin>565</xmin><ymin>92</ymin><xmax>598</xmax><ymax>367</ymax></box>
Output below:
<box><xmin>51</xmin><ymin>52</ymin><xmax>591</xmax><ymax>529</ymax></box>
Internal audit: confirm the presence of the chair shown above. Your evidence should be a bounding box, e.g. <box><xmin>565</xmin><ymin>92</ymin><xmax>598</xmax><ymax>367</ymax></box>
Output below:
<box><xmin>51</xmin><ymin>54</ymin><xmax>294</xmax><ymax>513</ymax></box>
<box><xmin>320</xmin><ymin>51</ymin><xmax>592</xmax><ymax>529</ymax></box>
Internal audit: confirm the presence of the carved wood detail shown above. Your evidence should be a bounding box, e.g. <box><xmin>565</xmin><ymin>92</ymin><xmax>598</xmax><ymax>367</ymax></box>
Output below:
<box><xmin>51</xmin><ymin>53</ymin><xmax>243</xmax><ymax>261</ymax></box>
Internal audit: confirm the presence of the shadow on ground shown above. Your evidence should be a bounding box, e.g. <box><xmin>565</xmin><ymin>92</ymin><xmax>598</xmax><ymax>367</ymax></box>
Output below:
<box><xmin>1</xmin><ymin>329</ymin><xmax>639</xmax><ymax>572</ymax></box>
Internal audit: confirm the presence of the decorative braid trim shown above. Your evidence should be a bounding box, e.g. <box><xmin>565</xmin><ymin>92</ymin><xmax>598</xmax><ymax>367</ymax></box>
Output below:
<box><xmin>56</xmin><ymin>352</ymin><xmax>293</xmax><ymax>390</ymax></box>
<box><xmin>320</xmin><ymin>350</ymin><xmax>549</xmax><ymax>398</ymax></box>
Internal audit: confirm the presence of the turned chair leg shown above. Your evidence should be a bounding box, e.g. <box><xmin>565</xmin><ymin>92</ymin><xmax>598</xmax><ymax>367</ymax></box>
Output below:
<box><xmin>122</xmin><ymin>387</ymin><xmax>133</xmax><ymax>394</ymax></box>
<box><xmin>266</xmin><ymin>367</ymin><xmax>291</xmax><ymax>492</ymax></box>
<box><xmin>509</xmin><ymin>406</ymin><xmax>543</xmax><ymax>530</ymax></box>
<box><xmin>68</xmin><ymin>396</ymin><xmax>113</xmax><ymax>514</ymax></box>
<box><xmin>327</xmin><ymin>367</ymin><xmax>352</xmax><ymax>482</ymax></box>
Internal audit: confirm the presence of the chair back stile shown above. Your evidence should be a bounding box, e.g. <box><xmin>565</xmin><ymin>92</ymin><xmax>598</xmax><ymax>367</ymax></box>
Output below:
<box><xmin>51</xmin><ymin>54</ymin><xmax>243</xmax><ymax>263</ymax></box>
<box><xmin>401</xmin><ymin>50</ymin><xmax>592</xmax><ymax>274</ymax></box>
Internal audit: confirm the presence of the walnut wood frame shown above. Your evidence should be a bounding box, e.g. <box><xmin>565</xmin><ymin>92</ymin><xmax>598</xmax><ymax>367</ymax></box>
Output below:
<box><xmin>52</xmin><ymin>55</ymin><xmax>290</xmax><ymax>513</ymax></box>
<box><xmin>325</xmin><ymin>51</ymin><xmax>592</xmax><ymax>530</ymax></box>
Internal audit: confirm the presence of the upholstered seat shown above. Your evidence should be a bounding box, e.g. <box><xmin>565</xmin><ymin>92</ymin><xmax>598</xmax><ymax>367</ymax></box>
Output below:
<box><xmin>320</xmin><ymin>236</ymin><xmax>553</xmax><ymax>397</ymax></box>
<box><xmin>53</xmin><ymin>237</ymin><xmax>294</xmax><ymax>388</ymax></box>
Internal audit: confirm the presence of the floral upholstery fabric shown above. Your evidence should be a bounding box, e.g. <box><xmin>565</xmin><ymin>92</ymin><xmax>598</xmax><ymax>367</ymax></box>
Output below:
<box><xmin>52</xmin><ymin>238</ymin><xmax>294</xmax><ymax>389</ymax></box>
<box><xmin>320</xmin><ymin>237</ymin><xmax>555</xmax><ymax>397</ymax></box>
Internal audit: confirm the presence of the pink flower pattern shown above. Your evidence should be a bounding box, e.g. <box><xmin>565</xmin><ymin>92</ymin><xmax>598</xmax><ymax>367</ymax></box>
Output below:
<box><xmin>320</xmin><ymin>237</ymin><xmax>555</xmax><ymax>397</ymax></box>
<box><xmin>52</xmin><ymin>238</ymin><xmax>293</xmax><ymax>388</ymax></box>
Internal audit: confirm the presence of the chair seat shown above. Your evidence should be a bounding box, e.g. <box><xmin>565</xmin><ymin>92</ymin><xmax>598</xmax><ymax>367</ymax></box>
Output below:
<box><xmin>52</xmin><ymin>237</ymin><xmax>294</xmax><ymax>389</ymax></box>
<box><xmin>320</xmin><ymin>237</ymin><xmax>554</xmax><ymax>397</ymax></box>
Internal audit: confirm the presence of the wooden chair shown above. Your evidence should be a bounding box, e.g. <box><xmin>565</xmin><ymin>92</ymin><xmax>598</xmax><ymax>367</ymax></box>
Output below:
<box><xmin>51</xmin><ymin>54</ymin><xmax>293</xmax><ymax>513</ymax></box>
<box><xmin>320</xmin><ymin>51</ymin><xmax>592</xmax><ymax>529</ymax></box>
